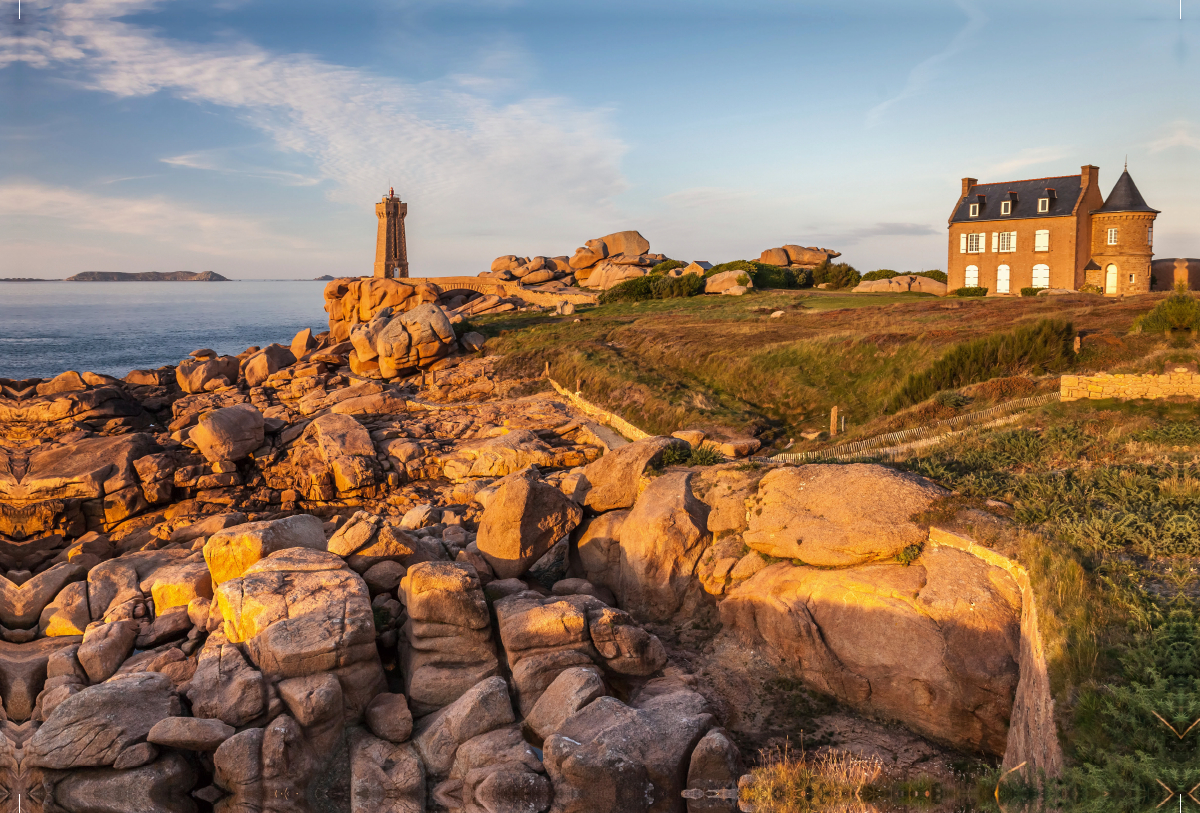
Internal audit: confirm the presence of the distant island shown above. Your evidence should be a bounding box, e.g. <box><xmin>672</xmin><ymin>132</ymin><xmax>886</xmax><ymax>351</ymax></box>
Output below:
<box><xmin>65</xmin><ymin>270</ymin><xmax>229</xmax><ymax>281</ymax></box>
<box><xmin>314</xmin><ymin>274</ymin><xmax>335</xmax><ymax>280</ymax></box>
<box><xmin>0</xmin><ymin>278</ymin><xmax>57</xmax><ymax>282</ymax></box>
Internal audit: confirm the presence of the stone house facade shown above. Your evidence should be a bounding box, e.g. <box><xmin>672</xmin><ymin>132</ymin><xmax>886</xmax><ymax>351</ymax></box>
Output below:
<box><xmin>946</xmin><ymin>165</ymin><xmax>1159</xmax><ymax>295</ymax></box>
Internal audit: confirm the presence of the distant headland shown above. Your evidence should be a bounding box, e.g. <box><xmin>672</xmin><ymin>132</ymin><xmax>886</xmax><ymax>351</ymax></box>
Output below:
<box><xmin>65</xmin><ymin>270</ymin><xmax>230</xmax><ymax>281</ymax></box>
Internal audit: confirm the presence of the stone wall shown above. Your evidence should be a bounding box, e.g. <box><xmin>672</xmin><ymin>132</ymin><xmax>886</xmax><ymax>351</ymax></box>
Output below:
<box><xmin>1060</xmin><ymin>368</ymin><xmax>1200</xmax><ymax>401</ymax></box>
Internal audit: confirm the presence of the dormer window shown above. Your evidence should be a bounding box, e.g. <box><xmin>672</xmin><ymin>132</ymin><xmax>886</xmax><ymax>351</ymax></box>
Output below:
<box><xmin>1037</xmin><ymin>198</ymin><xmax>1050</xmax><ymax>213</ymax></box>
<box><xmin>1001</xmin><ymin>201</ymin><xmax>1012</xmax><ymax>215</ymax></box>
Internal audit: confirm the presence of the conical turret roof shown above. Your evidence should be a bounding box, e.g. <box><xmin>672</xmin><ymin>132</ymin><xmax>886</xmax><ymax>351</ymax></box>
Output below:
<box><xmin>1096</xmin><ymin>169</ymin><xmax>1159</xmax><ymax>214</ymax></box>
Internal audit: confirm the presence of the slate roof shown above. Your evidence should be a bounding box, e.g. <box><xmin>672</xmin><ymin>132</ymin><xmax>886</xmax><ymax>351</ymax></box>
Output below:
<box><xmin>950</xmin><ymin>174</ymin><xmax>1083</xmax><ymax>224</ymax></box>
<box><xmin>1095</xmin><ymin>170</ymin><xmax>1160</xmax><ymax>214</ymax></box>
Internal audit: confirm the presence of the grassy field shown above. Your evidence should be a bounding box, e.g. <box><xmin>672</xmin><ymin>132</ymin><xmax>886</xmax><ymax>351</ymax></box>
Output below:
<box><xmin>897</xmin><ymin>399</ymin><xmax>1200</xmax><ymax>808</ymax></box>
<box><xmin>471</xmin><ymin>289</ymin><xmax>1171</xmax><ymax>451</ymax></box>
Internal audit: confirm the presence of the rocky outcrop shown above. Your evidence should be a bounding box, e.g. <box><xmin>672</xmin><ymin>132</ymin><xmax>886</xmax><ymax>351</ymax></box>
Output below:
<box><xmin>323</xmin><ymin>277</ymin><xmax>443</xmax><ymax>342</ymax></box>
<box><xmin>0</xmin><ymin>297</ymin><xmax>1064</xmax><ymax>809</ymax></box>
<box><xmin>742</xmin><ymin>464</ymin><xmax>946</xmax><ymax>566</ymax></box>
<box><xmin>853</xmin><ymin>274</ymin><xmax>948</xmax><ymax>295</ymax></box>
<box><xmin>717</xmin><ymin>547</ymin><xmax>1021</xmax><ymax>754</ymax></box>
<box><xmin>758</xmin><ymin>244</ymin><xmax>841</xmax><ymax>268</ymax></box>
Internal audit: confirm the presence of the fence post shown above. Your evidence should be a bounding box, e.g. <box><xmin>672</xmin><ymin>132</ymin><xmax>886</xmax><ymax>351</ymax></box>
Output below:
<box><xmin>830</xmin><ymin>406</ymin><xmax>838</xmax><ymax>437</ymax></box>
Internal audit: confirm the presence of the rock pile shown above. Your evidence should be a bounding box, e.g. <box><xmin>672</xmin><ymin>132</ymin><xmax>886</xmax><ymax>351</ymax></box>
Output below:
<box><xmin>487</xmin><ymin>231</ymin><xmax>669</xmax><ymax>291</ymax></box>
<box><xmin>323</xmin><ymin>277</ymin><xmax>443</xmax><ymax>343</ymax></box>
<box><xmin>852</xmin><ymin>274</ymin><xmax>948</xmax><ymax>295</ymax></box>
<box><xmin>480</xmin><ymin>255</ymin><xmax>575</xmax><ymax>287</ymax></box>
<box><xmin>758</xmin><ymin>244</ymin><xmax>842</xmax><ymax>268</ymax></box>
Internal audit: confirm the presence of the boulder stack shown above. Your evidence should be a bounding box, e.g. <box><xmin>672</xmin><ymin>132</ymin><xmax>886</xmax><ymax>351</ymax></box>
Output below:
<box><xmin>852</xmin><ymin>274</ymin><xmax>948</xmax><ymax>295</ymax></box>
<box><xmin>323</xmin><ymin>277</ymin><xmax>443</xmax><ymax>342</ymax></box>
<box><xmin>758</xmin><ymin>244</ymin><xmax>841</xmax><ymax>268</ymax></box>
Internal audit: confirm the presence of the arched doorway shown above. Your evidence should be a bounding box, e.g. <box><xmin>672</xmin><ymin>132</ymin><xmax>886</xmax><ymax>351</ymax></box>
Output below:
<box><xmin>1032</xmin><ymin>264</ymin><xmax>1050</xmax><ymax>288</ymax></box>
<box><xmin>965</xmin><ymin>265</ymin><xmax>979</xmax><ymax>287</ymax></box>
<box><xmin>1105</xmin><ymin>264</ymin><xmax>1118</xmax><ymax>294</ymax></box>
<box><xmin>997</xmin><ymin>264</ymin><xmax>1010</xmax><ymax>294</ymax></box>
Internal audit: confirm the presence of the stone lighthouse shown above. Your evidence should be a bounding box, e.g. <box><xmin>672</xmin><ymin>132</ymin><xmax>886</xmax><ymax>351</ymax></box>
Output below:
<box><xmin>373</xmin><ymin>187</ymin><xmax>409</xmax><ymax>279</ymax></box>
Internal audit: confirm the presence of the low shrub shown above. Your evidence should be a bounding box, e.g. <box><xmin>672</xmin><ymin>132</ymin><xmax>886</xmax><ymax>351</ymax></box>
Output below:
<box><xmin>811</xmin><ymin>261</ymin><xmax>861</xmax><ymax>289</ymax></box>
<box><xmin>661</xmin><ymin>444</ymin><xmax>726</xmax><ymax>467</ymax></box>
<box><xmin>1020</xmin><ymin>287</ymin><xmax>1045</xmax><ymax>297</ymax></box>
<box><xmin>705</xmin><ymin>260</ymin><xmax>810</xmax><ymax>289</ymax></box>
<box><xmin>889</xmin><ymin>318</ymin><xmax>1075</xmax><ymax>410</ymax></box>
<box><xmin>649</xmin><ymin>259</ymin><xmax>687</xmax><ymax>275</ymax></box>
<box><xmin>861</xmin><ymin>269</ymin><xmax>899</xmax><ymax>281</ymax></box>
<box><xmin>915</xmin><ymin>269</ymin><xmax>947</xmax><ymax>283</ymax></box>
<box><xmin>953</xmin><ymin>286</ymin><xmax>988</xmax><ymax>297</ymax></box>
<box><xmin>933</xmin><ymin>390</ymin><xmax>971</xmax><ymax>409</ymax></box>
<box><xmin>1132</xmin><ymin>283</ymin><xmax>1200</xmax><ymax>333</ymax></box>
<box><xmin>1079</xmin><ymin>282</ymin><xmax>1103</xmax><ymax>294</ymax></box>
<box><xmin>598</xmin><ymin>272</ymin><xmax>705</xmax><ymax>304</ymax></box>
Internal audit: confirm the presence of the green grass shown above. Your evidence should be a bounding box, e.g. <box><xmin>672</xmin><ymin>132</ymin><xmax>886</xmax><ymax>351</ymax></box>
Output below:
<box><xmin>897</xmin><ymin>401</ymin><xmax>1200</xmax><ymax>809</ymax></box>
<box><xmin>889</xmin><ymin>318</ymin><xmax>1075</xmax><ymax>411</ymax></box>
<box><xmin>475</xmin><ymin>290</ymin><xmax>1173</xmax><ymax>453</ymax></box>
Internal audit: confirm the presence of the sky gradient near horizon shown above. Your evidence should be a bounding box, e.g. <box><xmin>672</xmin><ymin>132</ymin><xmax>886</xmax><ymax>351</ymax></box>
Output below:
<box><xmin>2</xmin><ymin>0</ymin><xmax>1198</xmax><ymax>279</ymax></box>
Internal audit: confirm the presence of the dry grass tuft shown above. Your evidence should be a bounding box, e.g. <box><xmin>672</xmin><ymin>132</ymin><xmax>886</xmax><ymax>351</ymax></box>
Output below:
<box><xmin>742</xmin><ymin>743</ymin><xmax>884</xmax><ymax>811</ymax></box>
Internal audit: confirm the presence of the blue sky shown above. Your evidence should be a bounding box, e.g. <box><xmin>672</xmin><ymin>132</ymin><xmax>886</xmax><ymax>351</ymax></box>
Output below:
<box><xmin>2</xmin><ymin>0</ymin><xmax>1197</xmax><ymax>279</ymax></box>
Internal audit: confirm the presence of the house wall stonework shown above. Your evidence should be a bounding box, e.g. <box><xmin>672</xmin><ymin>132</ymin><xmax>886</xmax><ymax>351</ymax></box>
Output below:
<box><xmin>1087</xmin><ymin>211</ymin><xmax>1156</xmax><ymax>295</ymax></box>
<box><xmin>947</xmin><ymin>167</ymin><xmax>1103</xmax><ymax>294</ymax></box>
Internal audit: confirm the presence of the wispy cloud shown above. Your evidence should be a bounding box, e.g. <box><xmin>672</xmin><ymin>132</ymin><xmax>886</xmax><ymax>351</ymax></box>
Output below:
<box><xmin>160</xmin><ymin>151</ymin><xmax>320</xmax><ymax>187</ymax></box>
<box><xmin>835</xmin><ymin>222</ymin><xmax>939</xmax><ymax>244</ymax></box>
<box><xmin>1149</xmin><ymin>121</ymin><xmax>1200</xmax><ymax>152</ymax></box>
<box><xmin>980</xmin><ymin>146</ymin><xmax>1070</xmax><ymax>178</ymax></box>
<box><xmin>1</xmin><ymin>0</ymin><xmax>629</xmax><ymax>270</ymax></box>
<box><xmin>866</xmin><ymin>0</ymin><xmax>987</xmax><ymax>128</ymax></box>
<box><xmin>0</xmin><ymin>182</ymin><xmax>322</xmax><ymax>257</ymax></box>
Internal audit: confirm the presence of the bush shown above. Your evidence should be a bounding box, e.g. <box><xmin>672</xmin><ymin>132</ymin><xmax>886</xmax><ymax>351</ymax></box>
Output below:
<box><xmin>649</xmin><ymin>259</ymin><xmax>687</xmax><ymax>275</ymax></box>
<box><xmin>1020</xmin><ymin>287</ymin><xmax>1045</xmax><ymax>297</ymax></box>
<box><xmin>889</xmin><ymin>318</ymin><xmax>1075</xmax><ymax>410</ymax></box>
<box><xmin>1132</xmin><ymin>283</ymin><xmax>1200</xmax><ymax>333</ymax></box>
<box><xmin>811</xmin><ymin>261</ymin><xmax>861</xmax><ymax>289</ymax></box>
<box><xmin>1079</xmin><ymin>283</ymin><xmax>1103</xmax><ymax>294</ymax></box>
<box><xmin>598</xmin><ymin>272</ymin><xmax>705</xmax><ymax>304</ymax></box>
<box><xmin>861</xmin><ymin>269</ymin><xmax>899</xmax><ymax>281</ymax></box>
<box><xmin>661</xmin><ymin>444</ymin><xmax>725</xmax><ymax>467</ymax></box>
<box><xmin>915</xmin><ymin>269</ymin><xmax>947</xmax><ymax>283</ymax></box>
<box><xmin>953</xmin><ymin>286</ymin><xmax>988</xmax><ymax>297</ymax></box>
<box><xmin>705</xmin><ymin>260</ymin><xmax>810</xmax><ymax>289</ymax></box>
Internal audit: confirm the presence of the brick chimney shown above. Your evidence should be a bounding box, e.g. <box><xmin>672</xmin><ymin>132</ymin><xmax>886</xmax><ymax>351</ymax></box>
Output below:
<box><xmin>1080</xmin><ymin>165</ymin><xmax>1098</xmax><ymax>191</ymax></box>
<box><xmin>961</xmin><ymin>177</ymin><xmax>977</xmax><ymax>198</ymax></box>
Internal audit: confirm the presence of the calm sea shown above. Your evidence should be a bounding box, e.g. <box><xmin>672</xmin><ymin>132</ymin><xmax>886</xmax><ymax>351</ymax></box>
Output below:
<box><xmin>0</xmin><ymin>281</ymin><xmax>332</xmax><ymax>380</ymax></box>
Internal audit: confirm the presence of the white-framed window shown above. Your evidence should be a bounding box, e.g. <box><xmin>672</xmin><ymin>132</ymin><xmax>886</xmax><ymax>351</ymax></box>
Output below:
<box><xmin>965</xmin><ymin>265</ymin><xmax>979</xmax><ymax>287</ymax></box>
<box><xmin>1129</xmin><ymin>274</ymin><xmax>1135</xmax><ymax>285</ymax></box>
<box><xmin>969</xmin><ymin>203</ymin><xmax>979</xmax><ymax>217</ymax></box>
<box><xmin>967</xmin><ymin>233</ymin><xmax>983</xmax><ymax>253</ymax></box>
<box><xmin>999</xmin><ymin>232</ymin><xmax>1016</xmax><ymax>253</ymax></box>
<box><xmin>1032</xmin><ymin>264</ymin><xmax>1050</xmax><ymax>288</ymax></box>
<box><xmin>1148</xmin><ymin>226</ymin><xmax>1153</xmax><ymax>246</ymax></box>
<box><xmin>1034</xmin><ymin>230</ymin><xmax>1050</xmax><ymax>252</ymax></box>
<box><xmin>1037</xmin><ymin>198</ymin><xmax>1050</xmax><ymax>213</ymax></box>
<box><xmin>1107</xmin><ymin>227</ymin><xmax>1118</xmax><ymax>245</ymax></box>
<box><xmin>997</xmin><ymin>264</ymin><xmax>1011</xmax><ymax>294</ymax></box>
<box><xmin>1001</xmin><ymin>201</ymin><xmax>1012</xmax><ymax>215</ymax></box>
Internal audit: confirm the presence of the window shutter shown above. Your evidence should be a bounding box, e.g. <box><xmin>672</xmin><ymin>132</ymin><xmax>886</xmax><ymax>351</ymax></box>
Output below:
<box><xmin>1011</xmin><ymin>231</ymin><xmax>1017</xmax><ymax>251</ymax></box>
<box><xmin>960</xmin><ymin>234</ymin><xmax>967</xmax><ymax>254</ymax></box>
<box><xmin>992</xmin><ymin>233</ymin><xmax>998</xmax><ymax>252</ymax></box>
<box><xmin>980</xmin><ymin>233</ymin><xmax>987</xmax><ymax>252</ymax></box>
